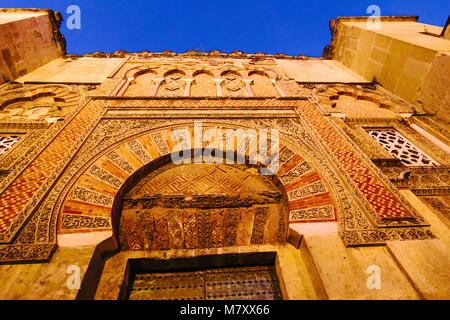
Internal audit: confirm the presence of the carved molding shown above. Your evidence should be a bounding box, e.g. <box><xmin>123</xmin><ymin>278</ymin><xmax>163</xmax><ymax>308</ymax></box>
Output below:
<box><xmin>0</xmin><ymin>98</ymin><xmax>437</xmax><ymax>264</ymax></box>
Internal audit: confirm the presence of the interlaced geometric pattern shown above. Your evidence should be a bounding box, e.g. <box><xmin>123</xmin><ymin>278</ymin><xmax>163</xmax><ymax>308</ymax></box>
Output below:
<box><xmin>367</xmin><ymin>129</ymin><xmax>439</xmax><ymax>167</ymax></box>
<box><xmin>134</xmin><ymin>163</ymin><xmax>275</xmax><ymax>196</ymax></box>
<box><xmin>0</xmin><ymin>135</ymin><xmax>21</xmax><ymax>156</ymax></box>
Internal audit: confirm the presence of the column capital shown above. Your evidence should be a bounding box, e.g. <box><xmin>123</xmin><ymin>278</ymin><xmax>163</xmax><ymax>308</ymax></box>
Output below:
<box><xmin>243</xmin><ymin>79</ymin><xmax>254</xmax><ymax>97</ymax></box>
<box><xmin>152</xmin><ymin>78</ymin><xmax>165</xmax><ymax>84</ymax></box>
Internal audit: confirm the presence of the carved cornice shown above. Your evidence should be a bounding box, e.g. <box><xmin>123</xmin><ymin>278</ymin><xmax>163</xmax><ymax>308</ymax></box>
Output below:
<box><xmin>124</xmin><ymin>192</ymin><xmax>282</xmax><ymax>209</ymax></box>
<box><xmin>0</xmin><ymin>98</ymin><xmax>439</xmax><ymax>264</ymax></box>
<box><xmin>65</xmin><ymin>50</ymin><xmax>321</xmax><ymax>61</ymax></box>
<box><xmin>380</xmin><ymin>166</ymin><xmax>450</xmax><ymax>196</ymax></box>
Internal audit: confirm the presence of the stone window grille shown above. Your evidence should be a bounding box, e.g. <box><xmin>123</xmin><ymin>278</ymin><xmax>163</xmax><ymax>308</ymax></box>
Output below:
<box><xmin>367</xmin><ymin>129</ymin><xmax>439</xmax><ymax>166</ymax></box>
<box><xmin>0</xmin><ymin>135</ymin><xmax>21</xmax><ymax>156</ymax></box>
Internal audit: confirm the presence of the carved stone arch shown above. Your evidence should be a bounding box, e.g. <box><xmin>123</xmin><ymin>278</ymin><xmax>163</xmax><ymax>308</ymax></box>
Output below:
<box><xmin>220</xmin><ymin>69</ymin><xmax>242</xmax><ymax>77</ymax></box>
<box><xmin>162</xmin><ymin>69</ymin><xmax>186</xmax><ymax>78</ymax></box>
<box><xmin>151</xmin><ymin>65</ymin><xmax>184</xmax><ymax>78</ymax></box>
<box><xmin>56</xmin><ymin>123</ymin><xmax>340</xmax><ymax>245</ymax></box>
<box><xmin>132</xmin><ymin>68</ymin><xmax>157</xmax><ymax>79</ymax></box>
<box><xmin>248</xmin><ymin>70</ymin><xmax>280</xmax><ymax>97</ymax></box>
<box><xmin>220</xmin><ymin>70</ymin><xmax>247</xmax><ymax>97</ymax></box>
<box><xmin>0</xmin><ymin>83</ymin><xmax>86</xmax><ymax>103</ymax></box>
<box><xmin>123</xmin><ymin>68</ymin><xmax>157</xmax><ymax>96</ymax></box>
<box><xmin>0</xmin><ymin>92</ymin><xmax>56</xmax><ymax>108</ymax></box>
<box><xmin>248</xmin><ymin>70</ymin><xmax>269</xmax><ymax>78</ymax></box>
<box><xmin>123</xmin><ymin>65</ymin><xmax>157</xmax><ymax>80</ymax></box>
<box><xmin>0</xmin><ymin>84</ymin><xmax>87</xmax><ymax>121</ymax></box>
<box><xmin>192</xmin><ymin>69</ymin><xmax>214</xmax><ymax>77</ymax></box>
<box><xmin>191</xmin><ymin>70</ymin><xmax>216</xmax><ymax>96</ymax></box>
<box><xmin>318</xmin><ymin>84</ymin><xmax>416</xmax><ymax>118</ymax></box>
<box><xmin>180</xmin><ymin>64</ymin><xmax>208</xmax><ymax>78</ymax></box>
<box><xmin>157</xmin><ymin>69</ymin><xmax>187</xmax><ymax>97</ymax></box>
<box><xmin>113</xmin><ymin>150</ymin><xmax>290</xmax><ymax>251</ymax></box>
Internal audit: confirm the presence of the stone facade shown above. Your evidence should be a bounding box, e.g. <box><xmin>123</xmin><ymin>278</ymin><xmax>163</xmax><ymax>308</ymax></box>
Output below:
<box><xmin>0</xmin><ymin>9</ymin><xmax>65</xmax><ymax>84</ymax></box>
<box><xmin>0</xmin><ymin>10</ymin><xmax>448</xmax><ymax>300</ymax></box>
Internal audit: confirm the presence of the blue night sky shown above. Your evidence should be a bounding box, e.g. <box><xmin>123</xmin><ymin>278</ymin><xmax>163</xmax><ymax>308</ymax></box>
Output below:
<box><xmin>2</xmin><ymin>0</ymin><xmax>449</xmax><ymax>57</ymax></box>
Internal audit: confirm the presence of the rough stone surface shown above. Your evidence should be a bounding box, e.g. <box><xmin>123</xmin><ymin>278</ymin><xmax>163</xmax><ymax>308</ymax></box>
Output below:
<box><xmin>0</xmin><ymin>9</ymin><xmax>64</xmax><ymax>84</ymax></box>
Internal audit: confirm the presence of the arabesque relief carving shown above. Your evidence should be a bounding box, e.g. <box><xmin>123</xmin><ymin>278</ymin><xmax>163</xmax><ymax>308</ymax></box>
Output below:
<box><xmin>0</xmin><ymin>81</ymin><xmax>442</xmax><ymax>264</ymax></box>
<box><xmin>158</xmin><ymin>71</ymin><xmax>186</xmax><ymax>97</ymax></box>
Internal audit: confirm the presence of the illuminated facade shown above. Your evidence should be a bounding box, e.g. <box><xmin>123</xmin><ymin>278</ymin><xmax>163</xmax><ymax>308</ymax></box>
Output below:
<box><xmin>0</xmin><ymin>9</ymin><xmax>449</xmax><ymax>300</ymax></box>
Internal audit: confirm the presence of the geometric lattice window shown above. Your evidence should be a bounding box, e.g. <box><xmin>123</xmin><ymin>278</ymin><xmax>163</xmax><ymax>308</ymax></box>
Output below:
<box><xmin>0</xmin><ymin>135</ymin><xmax>21</xmax><ymax>156</ymax></box>
<box><xmin>367</xmin><ymin>129</ymin><xmax>439</xmax><ymax>166</ymax></box>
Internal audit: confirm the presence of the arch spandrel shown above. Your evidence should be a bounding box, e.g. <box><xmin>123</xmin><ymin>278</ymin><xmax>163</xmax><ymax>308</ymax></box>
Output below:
<box><xmin>36</xmin><ymin>102</ymin><xmax>434</xmax><ymax>256</ymax></box>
